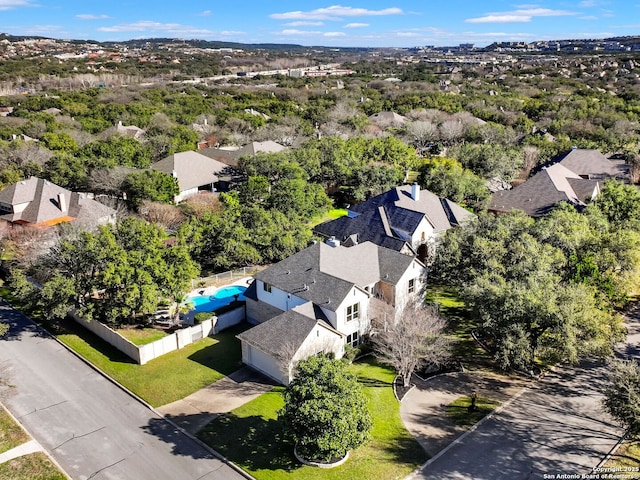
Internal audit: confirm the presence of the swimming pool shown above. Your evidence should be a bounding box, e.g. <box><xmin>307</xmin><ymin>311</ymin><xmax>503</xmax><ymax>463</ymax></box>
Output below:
<box><xmin>190</xmin><ymin>285</ymin><xmax>247</xmax><ymax>313</ymax></box>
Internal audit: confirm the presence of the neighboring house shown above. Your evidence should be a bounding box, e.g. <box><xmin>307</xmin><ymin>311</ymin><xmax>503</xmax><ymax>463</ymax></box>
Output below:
<box><xmin>555</xmin><ymin>148</ymin><xmax>627</xmax><ymax>180</ymax></box>
<box><xmin>488</xmin><ymin>163</ymin><xmax>600</xmax><ymax>217</ymax></box>
<box><xmin>200</xmin><ymin>141</ymin><xmax>286</xmax><ymax>168</ymax></box>
<box><xmin>368</xmin><ymin>111</ymin><xmax>408</xmax><ymax>126</ymax></box>
<box><xmin>238</xmin><ymin>240</ymin><xmax>427</xmax><ymax>385</ymax></box>
<box><xmin>0</xmin><ymin>177</ymin><xmax>116</xmax><ymax>228</ymax></box>
<box><xmin>314</xmin><ymin>184</ymin><xmax>474</xmax><ymax>260</ymax></box>
<box><xmin>115</xmin><ymin>121</ymin><xmax>145</xmax><ymax>140</ymax></box>
<box><xmin>150</xmin><ymin>151</ymin><xmax>230</xmax><ymax>203</ymax></box>
<box><xmin>488</xmin><ymin>148</ymin><xmax>624</xmax><ymax>217</ymax></box>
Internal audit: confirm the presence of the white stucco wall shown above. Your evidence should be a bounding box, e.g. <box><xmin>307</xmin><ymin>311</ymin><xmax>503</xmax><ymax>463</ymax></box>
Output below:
<box><xmin>333</xmin><ymin>287</ymin><xmax>371</xmax><ymax>338</ymax></box>
<box><xmin>255</xmin><ymin>280</ymin><xmax>307</xmax><ymax>312</ymax></box>
<box><xmin>410</xmin><ymin>216</ymin><xmax>436</xmax><ymax>251</ymax></box>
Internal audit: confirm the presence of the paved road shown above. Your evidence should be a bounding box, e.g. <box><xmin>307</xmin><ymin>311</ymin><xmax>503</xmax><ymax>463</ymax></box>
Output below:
<box><xmin>413</xmin><ymin>360</ymin><xmax>623</xmax><ymax>480</ymax></box>
<box><xmin>0</xmin><ymin>301</ymin><xmax>247</xmax><ymax>480</ymax></box>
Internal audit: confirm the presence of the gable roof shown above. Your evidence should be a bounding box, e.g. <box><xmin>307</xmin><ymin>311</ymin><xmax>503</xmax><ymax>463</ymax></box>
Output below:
<box><xmin>151</xmin><ymin>151</ymin><xmax>228</xmax><ymax>192</ymax></box>
<box><xmin>316</xmin><ymin>186</ymin><xmax>474</xmax><ymax>251</ymax></box>
<box><xmin>556</xmin><ymin>148</ymin><xmax>625</xmax><ymax>179</ymax></box>
<box><xmin>368</xmin><ymin>111</ymin><xmax>408</xmax><ymax>125</ymax></box>
<box><xmin>489</xmin><ymin>163</ymin><xmax>599</xmax><ymax>217</ymax></box>
<box><xmin>254</xmin><ymin>241</ymin><xmax>418</xmax><ymax>311</ymax></box>
<box><xmin>0</xmin><ymin>177</ymin><xmax>115</xmax><ymax>227</ymax></box>
<box><xmin>237</xmin><ymin>302</ymin><xmax>340</xmax><ymax>358</ymax></box>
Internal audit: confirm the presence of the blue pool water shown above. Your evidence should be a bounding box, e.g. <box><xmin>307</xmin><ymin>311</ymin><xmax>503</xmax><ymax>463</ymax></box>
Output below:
<box><xmin>191</xmin><ymin>285</ymin><xmax>247</xmax><ymax>313</ymax></box>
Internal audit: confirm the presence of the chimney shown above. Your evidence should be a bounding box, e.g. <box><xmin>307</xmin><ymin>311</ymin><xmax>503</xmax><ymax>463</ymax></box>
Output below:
<box><xmin>57</xmin><ymin>193</ymin><xmax>67</xmax><ymax>212</ymax></box>
<box><xmin>411</xmin><ymin>183</ymin><xmax>420</xmax><ymax>201</ymax></box>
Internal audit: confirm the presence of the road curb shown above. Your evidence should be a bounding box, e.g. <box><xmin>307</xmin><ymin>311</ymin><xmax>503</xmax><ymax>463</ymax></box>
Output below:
<box><xmin>0</xmin><ymin>403</ymin><xmax>71</xmax><ymax>479</ymax></box>
<box><xmin>1</xmin><ymin>299</ymin><xmax>255</xmax><ymax>480</ymax></box>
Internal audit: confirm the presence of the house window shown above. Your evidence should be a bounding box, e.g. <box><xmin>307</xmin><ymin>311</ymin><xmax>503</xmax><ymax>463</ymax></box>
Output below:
<box><xmin>346</xmin><ymin>331</ymin><xmax>359</xmax><ymax>347</ymax></box>
<box><xmin>263</xmin><ymin>282</ymin><xmax>272</xmax><ymax>293</ymax></box>
<box><xmin>346</xmin><ymin>303</ymin><xmax>359</xmax><ymax>322</ymax></box>
<box><xmin>408</xmin><ymin>278</ymin><xmax>416</xmax><ymax>294</ymax></box>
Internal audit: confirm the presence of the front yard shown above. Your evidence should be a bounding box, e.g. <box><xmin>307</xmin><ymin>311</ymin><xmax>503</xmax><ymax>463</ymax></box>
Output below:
<box><xmin>54</xmin><ymin>318</ymin><xmax>247</xmax><ymax>407</ymax></box>
<box><xmin>197</xmin><ymin>357</ymin><xmax>427</xmax><ymax>480</ymax></box>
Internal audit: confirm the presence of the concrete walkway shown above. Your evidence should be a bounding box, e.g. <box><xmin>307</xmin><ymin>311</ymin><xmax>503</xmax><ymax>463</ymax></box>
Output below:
<box><xmin>0</xmin><ymin>439</ymin><xmax>43</xmax><ymax>464</ymax></box>
<box><xmin>400</xmin><ymin>371</ymin><xmax>531</xmax><ymax>458</ymax></box>
<box><xmin>157</xmin><ymin>367</ymin><xmax>277</xmax><ymax>434</ymax></box>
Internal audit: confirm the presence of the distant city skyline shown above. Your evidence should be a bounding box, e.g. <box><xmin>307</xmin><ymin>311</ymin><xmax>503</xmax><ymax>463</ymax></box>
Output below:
<box><xmin>0</xmin><ymin>1</ymin><xmax>638</xmax><ymax>48</ymax></box>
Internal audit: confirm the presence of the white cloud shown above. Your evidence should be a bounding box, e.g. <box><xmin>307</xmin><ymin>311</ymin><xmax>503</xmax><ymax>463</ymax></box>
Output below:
<box><xmin>0</xmin><ymin>0</ymin><xmax>34</xmax><ymax>11</ymax></box>
<box><xmin>97</xmin><ymin>21</ymin><xmax>227</xmax><ymax>38</ymax></box>
<box><xmin>76</xmin><ymin>14</ymin><xmax>110</xmax><ymax>21</ymax></box>
<box><xmin>324</xmin><ymin>31</ymin><xmax>346</xmax><ymax>36</ymax></box>
<box><xmin>466</xmin><ymin>8</ymin><xmax>575</xmax><ymax>23</ymax></box>
<box><xmin>277</xmin><ymin>29</ymin><xmax>321</xmax><ymax>36</ymax></box>
<box><xmin>579</xmin><ymin>15</ymin><xmax>599</xmax><ymax>20</ymax></box>
<box><xmin>198</xmin><ymin>10</ymin><xmax>212</xmax><ymax>17</ymax></box>
<box><xmin>344</xmin><ymin>23</ymin><xmax>368</xmax><ymax>28</ymax></box>
<box><xmin>284</xmin><ymin>21</ymin><xmax>324</xmax><ymax>26</ymax></box>
<box><xmin>270</xmin><ymin>5</ymin><xmax>403</xmax><ymax>21</ymax></box>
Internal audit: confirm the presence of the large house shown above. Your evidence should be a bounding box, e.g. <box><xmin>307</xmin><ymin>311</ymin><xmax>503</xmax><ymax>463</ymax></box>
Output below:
<box><xmin>238</xmin><ymin>240</ymin><xmax>427</xmax><ymax>385</ymax></box>
<box><xmin>150</xmin><ymin>151</ymin><xmax>230</xmax><ymax>203</ymax></box>
<box><xmin>0</xmin><ymin>177</ymin><xmax>116</xmax><ymax>228</ymax></box>
<box><xmin>314</xmin><ymin>184</ymin><xmax>474</xmax><ymax>260</ymax></box>
<box><xmin>488</xmin><ymin>149</ymin><xmax>625</xmax><ymax>217</ymax></box>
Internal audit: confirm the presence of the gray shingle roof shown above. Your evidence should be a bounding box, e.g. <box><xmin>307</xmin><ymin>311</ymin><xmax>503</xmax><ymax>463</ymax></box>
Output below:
<box><xmin>237</xmin><ymin>308</ymin><xmax>318</xmax><ymax>357</ymax></box>
<box><xmin>237</xmin><ymin>302</ymin><xmax>339</xmax><ymax>358</ymax></box>
<box><xmin>254</xmin><ymin>241</ymin><xmax>417</xmax><ymax>311</ymax></box>
<box><xmin>489</xmin><ymin>164</ymin><xmax>598</xmax><ymax>217</ymax></box>
<box><xmin>557</xmin><ymin>148</ymin><xmax>625</xmax><ymax>179</ymax></box>
<box><xmin>151</xmin><ymin>151</ymin><xmax>228</xmax><ymax>192</ymax></box>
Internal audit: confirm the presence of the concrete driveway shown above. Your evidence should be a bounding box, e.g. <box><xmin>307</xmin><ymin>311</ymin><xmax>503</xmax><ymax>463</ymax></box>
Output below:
<box><xmin>0</xmin><ymin>300</ymin><xmax>248</xmax><ymax>480</ymax></box>
<box><xmin>157</xmin><ymin>367</ymin><xmax>277</xmax><ymax>434</ymax></box>
<box><xmin>408</xmin><ymin>361</ymin><xmax>623</xmax><ymax>480</ymax></box>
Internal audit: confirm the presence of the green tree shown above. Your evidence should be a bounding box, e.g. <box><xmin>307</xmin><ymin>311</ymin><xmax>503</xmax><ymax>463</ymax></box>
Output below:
<box><xmin>123</xmin><ymin>170</ymin><xmax>179</xmax><ymax>207</ymax></box>
<box><xmin>589</xmin><ymin>180</ymin><xmax>640</xmax><ymax>229</ymax></box>
<box><xmin>279</xmin><ymin>355</ymin><xmax>372</xmax><ymax>462</ymax></box>
<box><xmin>417</xmin><ymin>157</ymin><xmax>489</xmax><ymax>209</ymax></box>
<box><xmin>603</xmin><ymin>359</ymin><xmax>640</xmax><ymax>438</ymax></box>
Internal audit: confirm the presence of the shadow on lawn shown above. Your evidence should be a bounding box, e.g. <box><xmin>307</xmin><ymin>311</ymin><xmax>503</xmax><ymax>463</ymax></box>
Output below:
<box><xmin>187</xmin><ymin>323</ymin><xmax>251</xmax><ymax>375</ymax></box>
<box><xmin>197</xmin><ymin>412</ymin><xmax>298</xmax><ymax>472</ymax></box>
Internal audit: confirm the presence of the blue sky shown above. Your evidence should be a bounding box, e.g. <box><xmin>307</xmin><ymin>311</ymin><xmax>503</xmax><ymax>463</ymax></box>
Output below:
<box><xmin>0</xmin><ymin>1</ymin><xmax>638</xmax><ymax>47</ymax></box>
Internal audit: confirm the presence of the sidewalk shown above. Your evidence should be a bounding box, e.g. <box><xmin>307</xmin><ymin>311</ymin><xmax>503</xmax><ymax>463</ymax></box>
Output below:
<box><xmin>0</xmin><ymin>439</ymin><xmax>43</xmax><ymax>465</ymax></box>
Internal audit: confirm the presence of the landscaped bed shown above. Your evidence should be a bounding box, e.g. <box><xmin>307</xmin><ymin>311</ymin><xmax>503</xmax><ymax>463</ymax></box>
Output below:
<box><xmin>197</xmin><ymin>357</ymin><xmax>427</xmax><ymax>480</ymax></box>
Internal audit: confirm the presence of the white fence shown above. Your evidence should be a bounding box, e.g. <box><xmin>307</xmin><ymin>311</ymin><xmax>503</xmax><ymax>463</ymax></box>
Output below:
<box><xmin>193</xmin><ymin>265</ymin><xmax>267</xmax><ymax>289</ymax></box>
<box><xmin>70</xmin><ymin>313</ymin><xmax>215</xmax><ymax>365</ymax></box>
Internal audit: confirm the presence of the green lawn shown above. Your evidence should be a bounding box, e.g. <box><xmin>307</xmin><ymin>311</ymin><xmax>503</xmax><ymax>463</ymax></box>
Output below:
<box><xmin>0</xmin><ymin>406</ymin><xmax>28</xmax><ymax>454</ymax></box>
<box><xmin>308</xmin><ymin>208</ymin><xmax>348</xmax><ymax>227</ymax></box>
<box><xmin>445</xmin><ymin>395</ymin><xmax>500</xmax><ymax>427</ymax></box>
<box><xmin>197</xmin><ymin>357</ymin><xmax>426</xmax><ymax>480</ymax></box>
<box><xmin>116</xmin><ymin>327</ymin><xmax>168</xmax><ymax>346</ymax></box>
<box><xmin>0</xmin><ymin>452</ymin><xmax>67</xmax><ymax>480</ymax></box>
<box><xmin>605</xmin><ymin>440</ymin><xmax>640</xmax><ymax>469</ymax></box>
<box><xmin>426</xmin><ymin>286</ymin><xmax>494</xmax><ymax>371</ymax></box>
<box><xmin>56</xmin><ymin>319</ymin><xmax>247</xmax><ymax>407</ymax></box>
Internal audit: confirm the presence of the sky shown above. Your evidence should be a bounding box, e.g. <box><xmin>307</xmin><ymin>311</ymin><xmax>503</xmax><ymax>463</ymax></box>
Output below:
<box><xmin>0</xmin><ymin>1</ymin><xmax>638</xmax><ymax>48</ymax></box>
